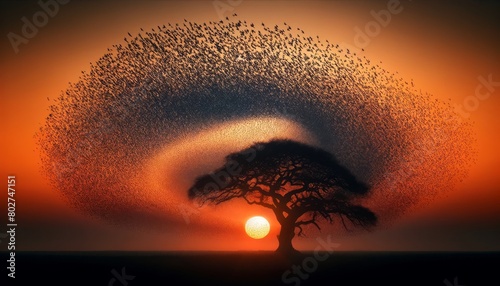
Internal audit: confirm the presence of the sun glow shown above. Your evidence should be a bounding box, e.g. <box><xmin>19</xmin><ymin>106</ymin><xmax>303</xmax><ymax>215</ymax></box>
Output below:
<box><xmin>245</xmin><ymin>216</ymin><xmax>271</xmax><ymax>239</ymax></box>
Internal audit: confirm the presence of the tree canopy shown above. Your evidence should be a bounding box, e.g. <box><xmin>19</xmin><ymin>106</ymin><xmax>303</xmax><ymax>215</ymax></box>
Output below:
<box><xmin>189</xmin><ymin>139</ymin><xmax>377</xmax><ymax>254</ymax></box>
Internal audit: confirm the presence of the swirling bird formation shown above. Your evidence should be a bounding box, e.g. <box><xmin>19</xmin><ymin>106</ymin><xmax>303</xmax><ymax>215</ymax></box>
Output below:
<box><xmin>37</xmin><ymin>16</ymin><xmax>475</xmax><ymax>227</ymax></box>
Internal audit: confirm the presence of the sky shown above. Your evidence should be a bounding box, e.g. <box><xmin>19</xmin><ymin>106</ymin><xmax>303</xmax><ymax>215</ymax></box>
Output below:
<box><xmin>0</xmin><ymin>0</ymin><xmax>499</xmax><ymax>251</ymax></box>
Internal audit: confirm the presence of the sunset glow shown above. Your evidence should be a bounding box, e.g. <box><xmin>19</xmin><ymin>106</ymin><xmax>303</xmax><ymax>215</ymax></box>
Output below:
<box><xmin>1</xmin><ymin>1</ymin><xmax>499</xmax><ymax>284</ymax></box>
<box><xmin>245</xmin><ymin>216</ymin><xmax>271</xmax><ymax>239</ymax></box>
<box><xmin>0</xmin><ymin>0</ymin><xmax>498</xmax><ymax>253</ymax></box>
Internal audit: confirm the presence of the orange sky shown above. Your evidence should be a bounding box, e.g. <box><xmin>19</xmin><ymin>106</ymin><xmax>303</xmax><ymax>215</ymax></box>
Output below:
<box><xmin>0</xmin><ymin>0</ymin><xmax>499</xmax><ymax>251</ymax></box>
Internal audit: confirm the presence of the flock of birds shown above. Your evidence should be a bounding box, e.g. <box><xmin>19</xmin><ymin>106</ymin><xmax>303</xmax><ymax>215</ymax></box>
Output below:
<box><xmin>37</xmin><ymin>15</ymin><xmax>475</xmax><ymax>227</ymax></box>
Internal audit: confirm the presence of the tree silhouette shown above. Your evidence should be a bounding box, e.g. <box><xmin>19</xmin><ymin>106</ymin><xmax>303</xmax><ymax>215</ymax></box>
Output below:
<box><xmin>188</xmin><ymin>139</ymin><xmax>377</xmax><ymax>255</ymax></box>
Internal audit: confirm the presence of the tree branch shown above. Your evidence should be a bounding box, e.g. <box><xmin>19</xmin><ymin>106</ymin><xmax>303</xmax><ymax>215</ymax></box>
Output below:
<box><xmin>242</xmin><ymin>195</ymin><xmax>274</xmax><ymax>209</ymax></box>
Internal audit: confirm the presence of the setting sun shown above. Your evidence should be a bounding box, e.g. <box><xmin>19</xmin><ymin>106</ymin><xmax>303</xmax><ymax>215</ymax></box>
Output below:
<box><xmin>245</xmin><ymin>216</ymin><xmax>271</xmax><ymax>239</ymax></box>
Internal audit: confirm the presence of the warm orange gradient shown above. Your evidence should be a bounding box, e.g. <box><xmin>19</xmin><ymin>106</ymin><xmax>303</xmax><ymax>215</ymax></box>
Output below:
<box><xmin>135</xmin><ymin>117</ymin><xmax>316</xmax><ymax>225</ymax></box>
<box><xmin>0</xmin><ymin>0</ymin><xmax>499</xmax><ymax>251</ymax></box>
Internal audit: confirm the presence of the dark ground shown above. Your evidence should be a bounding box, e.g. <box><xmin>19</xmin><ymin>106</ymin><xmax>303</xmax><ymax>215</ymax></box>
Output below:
<box><xmin>2</xmin><ymin>251</ymin><xmax>498</xmax><ymax>285</ymax></box>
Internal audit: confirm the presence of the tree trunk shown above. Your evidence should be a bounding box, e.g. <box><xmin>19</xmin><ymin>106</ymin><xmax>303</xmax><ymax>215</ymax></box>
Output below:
<box><xmin>276</xmin><ymin>221</ymin><xmax>299</xmax><ymax>255</ymax></box>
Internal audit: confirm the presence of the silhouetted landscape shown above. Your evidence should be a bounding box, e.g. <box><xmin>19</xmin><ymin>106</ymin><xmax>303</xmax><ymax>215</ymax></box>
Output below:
<box><xmin>2</xmin><ymin>1</ymin><xmax>499</xmax><ymax>286</ymax></box>
<box><xmin>11</xmin><ymin>251</ymin><xmax>499</xmax><ymax>285</ymax></box>
<box><xmin>190</xmin><ymin>140</ymin><xmax>377</xmax><ymax>256</ymax></box>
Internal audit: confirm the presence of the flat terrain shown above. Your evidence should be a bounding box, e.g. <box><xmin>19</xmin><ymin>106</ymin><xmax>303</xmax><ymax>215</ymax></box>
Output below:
<box><xmin>3</xmin><ymin>251</ymin><xmax>498</xmax><ymax>285</ymax></box>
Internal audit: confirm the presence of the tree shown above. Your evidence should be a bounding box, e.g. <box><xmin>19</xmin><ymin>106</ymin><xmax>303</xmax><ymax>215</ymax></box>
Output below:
<box><xmin>188</xmin><ymin>139</ymin><xmax>377</xmax><ymax>255</ymax></box>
